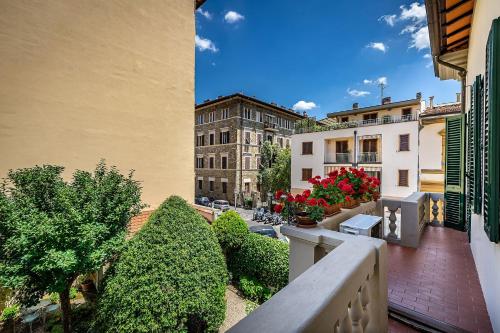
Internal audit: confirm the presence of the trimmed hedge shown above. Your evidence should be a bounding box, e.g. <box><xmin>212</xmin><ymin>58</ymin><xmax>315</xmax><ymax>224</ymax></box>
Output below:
<box><xmin>228</xmin><ymin>233</ymin><xmax>289</xmax><ymax>290</ymax></box>
<box><xmin>239</xmin><ymin>276</ymin><xmax>272</xmax><ymax>303</ymax></box>
<box><xmin>95</xmin><ymin>196</ymin><xmax>228</xmax><ymax>332</ymax></box>
<box><xmin>212</xmin><ymin>210</ymin><xmax>249</xmax><ymax>251</ymax></box>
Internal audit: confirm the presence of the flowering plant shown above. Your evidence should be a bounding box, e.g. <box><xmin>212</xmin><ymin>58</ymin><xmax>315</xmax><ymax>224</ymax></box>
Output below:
<box><xmin>273</xmin><ymin>189</ymin><xmax>327</xmax><ymax>222</ymax></box>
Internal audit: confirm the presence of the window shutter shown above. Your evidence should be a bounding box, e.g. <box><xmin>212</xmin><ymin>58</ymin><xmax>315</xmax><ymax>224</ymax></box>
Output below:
<box><xmin>398</xmin><ymin>170</ymin><xmax>409</xmax><ymax>187</ymax></box>
<box><xmin>473</xmin><ymin>75</ymin><xmax>483</xmax><ymax>214</ymax></box>
<box><xmin>483</xmin><ymin>18</ymin><xmax>500</xmax><ymax>243</ymax></box>
<box><xmin>466</xmin><ymin>102</ymin><xmax>474</xmax><ymax>235</ymax></box>
<box><xmin>445</xmin><ymin>115</ymin><xmax>465</xmax><ymax>231</ymax></box>
<box><xmin>399</xmin><ymin>134</ymin><xmax>410</xmax><ymax>151</ymax></box>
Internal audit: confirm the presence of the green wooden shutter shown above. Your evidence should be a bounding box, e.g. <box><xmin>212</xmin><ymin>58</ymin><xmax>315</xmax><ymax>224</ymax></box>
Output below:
<box><xmin>473</xmin><ymin>75</ymin><xmax>483</xmax><ymax>214</ymax></box>
<box><xmin>466</xmin><ymin>107</ymin><xmax>474</xmax><ymax>235</ymax></box>
<box><xmin>483</xmin><ymin>18</ymin><xmax>500</xmax><ymax>243</ymax></box>
<box><xmin>445</xmin><ymin>115</ymin><xmax>466</xmax><ymax>231</ymax></box>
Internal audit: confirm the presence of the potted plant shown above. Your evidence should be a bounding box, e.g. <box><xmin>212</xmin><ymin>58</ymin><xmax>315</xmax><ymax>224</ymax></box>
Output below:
<box><xmin>308</xmin><ymin>174</ymin><xmax>342</xmax><ymax>217</ymax></box>
<box><xmin>274</xmin><ymin>189</ymin><xmax>326</xmax><ymax>228</ymax></box>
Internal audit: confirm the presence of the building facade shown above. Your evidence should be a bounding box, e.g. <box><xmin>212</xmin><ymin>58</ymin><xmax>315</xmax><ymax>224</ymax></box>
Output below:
<box><xmin>291</xmin><ymin>95</ymin><xmax>423</xmax><ymax>198</ymax></box>
<box><xmin>195</xmin><ymin>93</ymin><xmax>304</xmax><ymax>204</ymax></box>
<box><xmin>0</xmin><ymin>0</ymin><xmax>203</xmax><ymax>208</ymax></box>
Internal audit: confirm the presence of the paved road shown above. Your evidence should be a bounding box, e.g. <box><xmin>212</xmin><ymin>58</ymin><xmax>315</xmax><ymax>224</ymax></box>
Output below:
<box><xmin>232</xmin><ymin>207</ymin><xmax>284</xmax><ymax>239</ymax></box>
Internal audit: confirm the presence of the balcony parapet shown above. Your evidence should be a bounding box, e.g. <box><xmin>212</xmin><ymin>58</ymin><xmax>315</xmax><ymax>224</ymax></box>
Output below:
<box><xmin>229</xmin><ymin>226</ymin><xmax>388</xmax><ymax>333</ymax></box>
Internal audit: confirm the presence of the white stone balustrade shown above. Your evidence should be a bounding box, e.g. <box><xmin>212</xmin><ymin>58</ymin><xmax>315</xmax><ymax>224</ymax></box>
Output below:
<box><xmin>229</xmin><ymin>226</ymin><xmax>387</xmax><ymax>333</ymax></box>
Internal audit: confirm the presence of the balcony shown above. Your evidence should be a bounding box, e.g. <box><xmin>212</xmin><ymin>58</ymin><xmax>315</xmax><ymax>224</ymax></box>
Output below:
<box><xmin>358</xmin><ymin>152</ymin><xmax>380</xmax><ymax>163</ymax></box>
<box><xmin>229</xmin><ymin>193</ymin><xmax>493</xmax><ymax>333</ymax></box>
<box><xmin>325</xmin><ymin>152</ymin><xmax>352</xmax><ymax>164</ymax></box>
<box><xmin>264</xmin><ymin>121</ymin><xmax>279</xmax><ymax>131</ymax></box>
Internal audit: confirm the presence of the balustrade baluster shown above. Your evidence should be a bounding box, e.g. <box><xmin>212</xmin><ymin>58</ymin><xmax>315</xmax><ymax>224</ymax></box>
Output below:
<box><xmin>387</xmin><ymin>206</ymin><xmax>398</xmax><ymax>239</ymax></box>
<box><xmin>360</xmin><ymin>279</ymin><xmax>370</xmax><ymax>329</ymax></box>
<box><xmin>351</xmin><ymin>289</ymin><xmax>364</xmax><ymax>333</ymax></box>
<box><xmin>338</xmin><ymin>307</ymin><xmax>353</xmax><ymax>333</ymax></box>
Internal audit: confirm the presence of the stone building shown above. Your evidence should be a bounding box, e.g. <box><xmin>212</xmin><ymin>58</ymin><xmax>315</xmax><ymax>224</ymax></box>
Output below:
<box><xmin>195</xmin><ymin>93</ymin><xmax>304</xmax><ymax>205</ymax></box>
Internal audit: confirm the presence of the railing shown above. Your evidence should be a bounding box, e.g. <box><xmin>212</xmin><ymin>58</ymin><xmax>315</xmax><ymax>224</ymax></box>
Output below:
<box><xmin>229</xmin><ymin>226</ymin><xmax>388</xmax><ymax>333</ymax></box>
<box><xmin>358</xmin><ymin>152</ymin><xmax>380</xmax><ymax>163</ymax></box>
<box><xmin>295</xmin><ymin>113</ymin><xmax>418</xmax><ymax>134</ymax></box>
<box><xmin>264</xmin><ymin>121</ymin><xmax>278</xmax><ymax>130</ymax></box>
<box><xmin>378</xmin><ymin>192</ymin><xmax>445</xmax><ymax>248</ymax></box>
<box><xmin>325</xmin><ymin>153</ymin><xmax>352</xmax><ymax>164</ymax></box>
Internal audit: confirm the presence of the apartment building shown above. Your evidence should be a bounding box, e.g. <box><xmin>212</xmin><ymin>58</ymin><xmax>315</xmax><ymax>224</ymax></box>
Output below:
<box><xmin>195</xmin><ymin>93</ymin><xmax>304</xmax><ymax>204</ymax></box>
<box><xmin>0</xmin><ymin>0</ymin><xmax>204</xmax><ymax>208</ymax></box>
<box><xmin>291</xmin><ymin>94</ymin><xmax>423</xmax><ymax>198</ymax></box>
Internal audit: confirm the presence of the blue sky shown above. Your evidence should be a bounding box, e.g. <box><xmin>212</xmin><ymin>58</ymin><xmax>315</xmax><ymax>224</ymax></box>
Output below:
<box><xmin>195</xmin><ymin>0</ymin><xmax>460</xmax><ymax>118</ymax></box>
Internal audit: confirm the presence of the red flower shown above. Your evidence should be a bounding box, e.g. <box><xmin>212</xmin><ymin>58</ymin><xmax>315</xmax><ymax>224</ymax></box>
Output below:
<box><xmin>306</xmin><ymin>198</ymin><xmax>318</xmax><ymax>206</ymax></box>
<box><xmin>274</xmin><ymin>204</ymin><xmax>283</xmax><ymax>214</ymax></box>
<box><xmin>287</xmin><ymin>194</ymin><xmax>295</xmax><ymax>202</ymax></box>
<box><xmin>275</xmin><ymin>190</ymin><xmax>284</xmax><ymax>200</ymax></box>
<box><xmin>345</xmin><ymin>195</ymin><xmax>352</xmax><ymax>201</ymax></box>
<box><xmin>303</xmin><ymin>189</ymin><xmax>311</xmax><ymax>198</ymax></box>
<box><xmin>317</xmin><ymin>198</ymin><xmax>328</xmax><ymax>207</ymax></box>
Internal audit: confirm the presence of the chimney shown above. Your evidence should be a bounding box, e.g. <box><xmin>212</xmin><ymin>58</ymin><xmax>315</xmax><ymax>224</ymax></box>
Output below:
<box><xmin>303</xmin><ymin>111</ymin><xmax>308</xmax><ymax>117</ymax></box>
<box><xmin>352</xmin><ymin>102</ymin><xmax>359</xmax><ymax>109</ymax></box>
<box><xmin>416</xmin><ymin>92</ymin><xmax>422</xmax><ymax>100</ymax></box>
<box><xmin>429</xmin><ymin>96</ymin><xmax>434</xmax><ymax>108</ymax></box>
<box><xmin>271</xmin><ymin>102</ymin><xmax>277</xmax><ymax>106</ymax></box>
<box><xmin>382</xmin><ymin>96</ymin><xmax>391</xmax><ymax>105</ymax></box>
<box><xmin>456</xmin><ymin>92</ymin><xmax>461</xmax><ymax>103</ymax></box>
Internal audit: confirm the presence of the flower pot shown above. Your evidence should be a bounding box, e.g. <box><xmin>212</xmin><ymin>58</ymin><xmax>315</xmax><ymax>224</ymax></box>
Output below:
<box><xmin>295</xmin><ymin>212</ymin><xmax>318</xmax><ymax>228</ymax></box>
<box><xmin>342</xmin><ymin>198</ymin><xmax>360</xmax><ymax>209</ymax></box>
<box><xmin>359</xmin><ymin>197</ymin><xmax>370</xmax><ymax>203</ymax></box>
<box><xmin>323</xmin><ymin>203</ymin><xmax>341</xmax><ymax>217</ymax></box>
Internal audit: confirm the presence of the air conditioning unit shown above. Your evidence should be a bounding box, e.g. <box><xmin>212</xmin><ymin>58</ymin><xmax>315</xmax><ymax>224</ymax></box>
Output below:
<box><xmin>339</xmin><ymin>214</ymin><xmax>383</xmax><ymax>238</ymax></box>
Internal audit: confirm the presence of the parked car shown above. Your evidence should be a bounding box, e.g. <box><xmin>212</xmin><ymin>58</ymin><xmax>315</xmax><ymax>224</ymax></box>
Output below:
<box><xmin>195</xmin><ymin>196</ymin><xmax>211</xmax><ymax>207</ymax></box>
<box><xmin>212</xmin><ymin>200</ymin><xmax>230</xmax><ymax>212</ymax></box>
<box><xmin>249</xmin><ymin>225</ymin><xmax>278</xmax><ymax>239</ymax></box>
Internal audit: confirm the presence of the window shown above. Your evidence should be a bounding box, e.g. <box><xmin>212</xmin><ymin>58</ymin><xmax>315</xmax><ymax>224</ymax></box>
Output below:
<box><xmin>221</xmin><ymin>156</ymin><xmax>228</xmax><ymax>169</ymax></box>
<box><xmin>198</xmin><ymin>179</ymin><xmax>203</xmax><ymax>190</ymax></box>
<box><xmin>196</xmin><ymin>114</ymin><xmax>204</xmax><ymax>125</ymax></box>
<box><xmin>208</xmin><ymin>111</ymin><xmax>215</xmax><ymax>123</ymax></box>
<box><xmin>341</xmin><ymin>116</ymin><xmax>349</xmax><ymax>123</ymax></box>
<box><xmin>244</xmin><ymin>156</ymin><xmax>251</xmax><ymax>170</ymax></box>
<box><xmin>209</xmin><ymin>156</ymin><xmax>215</xmax><ymax>169</ymax></box>
<box><xmin>196</xmin><ymin>156</ymin><xmax>204</xmax><ymax>168</ymax></box>
<box><xmin>209</xmin><ymin>181</ymin><xmax>214</xmax><ymax>192</ymax></box>
<box><xmin>398</xmin><ymin>170</ymin><xmax>409</xmax><ymax>187</ymax></box>
<box><xmin>278</xmin><ymin>137</ymin><xmax>283</xmax><ymax>148</ymax></box>
<box><xmin>222</xmin><ymin>181</ymin><xmax>227</xmax><ymax>194</ymax></box>
<box><xmin>221</xmin><ymin>108</ymin><xmax>229</xmax><ymax>119</ymax></box>
<box><xmin>402</xmin><ymin>108</ymin><xmax>412</xmax><ymax>120</ymax></box>
<box><xmin>362</xmin><ymin>139</ymin><xmax>377</xmax><ymax>152</ymax></box>
<box><xmin>399</xmin><ymin>134</ymin><xmax>410</xmax><ymax>151</ymax></box>
<box><xmin>266</xmin><ymin>134</ymin><xmax>273</xmax><ymax>142</ymax></box>
<box><xmin>256</xmin><ymin>156</ymin><xmax>261</xmax><ymax>169</ymax></box>
<box><xmin>277</xmin><ymin>117</ymin><xmax>282</xmax><ymax>127</ymax></box>
<box><xmin>209</xmin><ymin>132</ymin><xmax>215</xmax><ymax>145</ymax></box>
<box><xmin>244</xmin><ymin>182</ymin><xmax>250</xmax><ymax>193</ymax></box>
<box><xmin>196</xmin><ymin>134</ymin><xmax>204</xmax><ymax>147</ymax></box>
<box><xmin>256</xmin><ymin>111</ymin><xmax>263</xmax><ymax>122</ymax></box>
<box><xmin>244</xmin><ymin>107</ymin><xmax>252</xmax><ymax>120</ymax></box>
<box><xmin>302</xmin><ymin>168</ymin><xmax>313</xmax><ymax>181</ymax></box>
<box><xmin>336</xmin><ymin>140</ymin><xmax>348</xmax><ymax>153</ymax></box>
<box><xmin>285</xmin><ymin>139</ymin><xmax>290</xmax><ymax>148</ymax></box>
<box><xmin>302</xmin><ymin>142</ymin><xmax>313</xmax><ymax>155</ymax></box>
<box><xmin>220</xmin><ymin>130</ymin><xmax>230</xmax><ymax>144</ymax></box>
<box><xmin>363</xmin><ymin>113</ymin><xmax>377</xmax><ymax>122</ymax></box>
<box><xmin>257</xmin><ymin>133</ymin><xmax>262</xmax><ymax>145</ymax></box>
<box><xmin>245</xmin><ymin>131</ymin><xmax>251</xmax><ymax>145</ymax></box>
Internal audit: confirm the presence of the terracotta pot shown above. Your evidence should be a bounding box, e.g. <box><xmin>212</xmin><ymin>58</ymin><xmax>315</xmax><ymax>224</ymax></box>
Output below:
<box><xmin>359</xmin><ymin>197</ymin><xmax>370</xmax><ymax>203</ymax></box>
<box><xmin>295</xmin><ymin>212</ymin><xmax>318</xmax><ymax>228</ymax></box>
<box><xmin>342</xmin><ymin>198</ymin><xmax>360</xmax><ymax>209</ymax></box>
<box><xmin>323</xmin><ymin>203</ymin><xmax>341</xmax><ymax>217</ymax></box>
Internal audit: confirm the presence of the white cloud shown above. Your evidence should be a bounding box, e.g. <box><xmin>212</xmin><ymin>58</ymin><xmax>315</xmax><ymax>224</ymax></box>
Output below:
<box><xmin>347</xmin><ymin>89</ymin><xmax>370</xmax><ymax>97</ymax></box>
<box><xmin>292</xmin><ymin>100</ymin><xmax>317</xmax><ymax>111</ymax></box>
<box><xmin>400</xmin><ymin>2</ymin><xmax>427</xmax><ymax>23</ymax></box>
<box><xmin>367</xmin><ymin>42</ymin><xmax>387</xmax><ymax>53</ymax></box>
<box><xmin>379</xmin><ymin>14</ymin><xmax>397</xmax><ymax>27</ymax></box>
<box><xmin>401</xmin><ymin>25</ymin><xmax>417</xmax><ymax>34</ymax></box>
<box><xmin>195</xmin><ymin>35</ymin><xmax>218</xmax><ymax>52</ymax></box>
<box><xmin>196</xmin><ymin>8</ymin><xmax>212</xmax><ymax>20</ymax></box>
<box><xmin>423</xmin><ymin>53</ymin><xmax>431</xmax><ymax>59</ymax></box>
<box><xmin>376</xmin><ymin>77</ymin><xmax>388</xmax><ymax>85</ymax></box>
<box><xmin>224</xmin><ymin>11</ymin><xmax>244</xmax><ymax>24</ymax></box>
<box><xmin>410</xmin><ymin>26</ymin><xmax>430</xmax><ymax>50</ymax></box>
<box><xmin>363</xmin><ymin>79</ymin><xmax>373</xmax><ymax>84</ymax></box>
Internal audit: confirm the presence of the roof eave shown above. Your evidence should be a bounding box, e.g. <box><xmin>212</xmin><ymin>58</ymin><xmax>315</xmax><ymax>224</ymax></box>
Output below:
<box><xmin>195</xmin><ymin>0</ymin><xmax>207</xmax><ymax>9</ymax></box>
<box><xmin>326</xmin><ymin>98</ymin><xmax>421</xmax><ymax>118</ymax></box>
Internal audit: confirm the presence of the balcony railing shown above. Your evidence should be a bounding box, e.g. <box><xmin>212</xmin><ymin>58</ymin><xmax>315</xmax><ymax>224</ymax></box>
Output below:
<box><xmin>358</xmin><ymin>152</ymin><xmax>380</xmax><ymax>163</ymax></box>
<box><xmin>264</xmin><ymin>121</ymin><xmax>278</xmax><ymax>130</ymax></box>
<box><xmin>325</xmin><ymin>152</ymin><xmax>352</xmax><ymax>164</ymax></box>
<box><xmin>295</xmin><ymin>113</ymin><xmax>418</xmax><ymax>134</ymax></box>
<box><xmin>229</xmin><ymin>224</ymin><xmax>388</xmax><ymax>333</ymax></box>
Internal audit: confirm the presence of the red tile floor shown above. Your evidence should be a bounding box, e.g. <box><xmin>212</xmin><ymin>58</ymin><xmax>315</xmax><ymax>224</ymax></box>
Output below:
<box><xmin>387</xmin><ymin>226</ymin><xmax>493</xmax><ymax>333</ymax></box>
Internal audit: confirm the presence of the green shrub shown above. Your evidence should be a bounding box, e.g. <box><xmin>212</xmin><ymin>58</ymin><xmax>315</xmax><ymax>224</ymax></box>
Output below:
<box><xmin>95</xmin><ymin>196</ymin><xmax>228</xmax><ymax>333</ymax></box>
<box><xmin>212</xmin><ymin>210</ymin><xmax>249</xmax><ymax>251</ymax></box>
<box><xmin>49</xmin><ymin>293</ymin><xmax>59</xmax><ymax>304</ymax></box>
<box><xmin>239</xmin><ymin>276</ymin><xmax>272</xmax><ymax>303</ymax></box>
<box><xmin>0</xmin><ymin>304</ymin><xmax>20</xmax><ymax>322</ymax></box>
<box><xmin>69</xmin><ymin>287</ymin><xmax>78</xmax><ymax>300</ymax></box>
<box><xmin>228</xmin><ymin>233</ymin><xmax>289</xmax><ymax>290</ymax></box>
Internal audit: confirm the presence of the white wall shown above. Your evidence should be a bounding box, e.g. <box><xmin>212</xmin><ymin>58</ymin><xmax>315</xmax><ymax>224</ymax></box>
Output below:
<box><xmin>419</xmin><ymin>122</ymin><xmax>444</xmax><ymax>171</ymax></box>
<box><xmin>291</xmin><ymin>120</ymin><xmax>419</xmax><ymax>198</ymax></box>
<box><xmin>466</xmin><ymin>1</ymin><xmax>500</xmax><ymax>331</ymax></box>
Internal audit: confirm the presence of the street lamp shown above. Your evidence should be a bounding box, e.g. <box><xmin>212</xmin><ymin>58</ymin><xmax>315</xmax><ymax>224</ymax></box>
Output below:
<box><xmin>267</xmin><ymin>192</ymin><xmax>273</xmax><ymax>211</ymax></box>
<box><xmin>234</xmin><ymin>189</ymin><xmax>239</xmax><ymax>209</ymax></box>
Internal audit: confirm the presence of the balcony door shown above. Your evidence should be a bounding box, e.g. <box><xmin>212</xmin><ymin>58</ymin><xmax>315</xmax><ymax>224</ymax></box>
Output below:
<box><xmin>362</xmin><ymin>139</ymin><xmax>377</xmax><ymax>153</ymax></box>
<box><xmin>336</xmin><ymin>141</ymin><xmax>349</xmax><ymax>163</ymax></box>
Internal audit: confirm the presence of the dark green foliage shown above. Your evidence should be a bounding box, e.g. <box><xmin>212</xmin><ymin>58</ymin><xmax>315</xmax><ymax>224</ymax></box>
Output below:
<box><xmin>95</xmin><ymin>196</ymin><xmax>228</xmax><ymax>333</ymax></box>
<box><xmin>0</xmin><ymin>161</ymin><xmax>144</xmax><ymax>332</ymax></box>
<box><xmin>212</xmin><ymin>210</ymin><xmax>249</xmax><ymax>251</ymax></box>
<box><xmin>228</xmin><ymin>233</ymin><xmax>289</xmax><ymax>291</ymax></box>
<box><xmin>238</xmin><ymin>276</ymin><xmax>272</xmax><ymax>303</ymax></box>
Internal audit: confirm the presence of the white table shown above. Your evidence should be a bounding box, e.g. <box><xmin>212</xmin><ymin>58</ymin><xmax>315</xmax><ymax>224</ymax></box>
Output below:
<box><xmin>339</xmin><ymin>214</ymin><xmax>383</xmax><ymax>238</ymax></box>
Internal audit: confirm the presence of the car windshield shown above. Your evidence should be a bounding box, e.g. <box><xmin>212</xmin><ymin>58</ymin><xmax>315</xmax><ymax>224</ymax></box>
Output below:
<box><xmin>216</xmin><ymin>201</ymin><xmax>228</xmax><ymax>205</ymax></box>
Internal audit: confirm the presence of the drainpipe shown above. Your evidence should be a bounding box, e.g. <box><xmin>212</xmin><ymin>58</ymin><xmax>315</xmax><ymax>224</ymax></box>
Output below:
<box><xmin>353</xmin><ymin>130</ymin><xmax>358</xmax><ymax>167</ymax></box>
<box><xmin>239</xmin><ymin>102</ymin><xmax>243</xmax><ymax>206</ymax></box>
<box><xmin>435</xmin><ymin>56</ymin><xmax>467</xmax><ymax>113</ymax></box>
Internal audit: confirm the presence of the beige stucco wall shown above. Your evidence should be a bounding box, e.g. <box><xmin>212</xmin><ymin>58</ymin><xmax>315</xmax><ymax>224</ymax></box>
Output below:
<box><xmin>466</xmin><ymin>1</ymin><xmax>500</xmax><ymax>331</ymax></box>
<box><xmin>0</xmin><ymin>0</ymin><xmax>195</xmax><ymax>208</ymax></box>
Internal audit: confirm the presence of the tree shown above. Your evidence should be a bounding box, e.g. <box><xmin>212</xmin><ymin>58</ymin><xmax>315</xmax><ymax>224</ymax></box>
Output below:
<box><xmin>0</xmin><ymin>161</ymin><xmax>144</xmax><ymax>333</ymax></box>
<box><xmin>258</xmin><ymin>141</ymin><xmax>291</xmax><ymax>195</ymax></box>
<box><xmin>212</xmin><ymin>210</ymin><xmax>249</xmax><ymax>253</ymax></box>
<box><xmin>95</xmin><ymin>196</ymin><xmax>228</xmax><ymax>332</ymax></box>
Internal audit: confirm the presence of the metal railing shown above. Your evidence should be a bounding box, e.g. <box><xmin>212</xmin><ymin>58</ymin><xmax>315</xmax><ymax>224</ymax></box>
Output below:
<box><xmin>358</xmin><ymin>152</ymin><xmax>380</xmax><ymax>163</ymax></box>
<box><xmin>295</xmin><ymin>113</ymin><xmax>418</xmax><ymax>134</ymax></box>
<box><xmin>325</xmin><ymin>153</ymin><xmax>352</xmax><ymax>164</ymax></box>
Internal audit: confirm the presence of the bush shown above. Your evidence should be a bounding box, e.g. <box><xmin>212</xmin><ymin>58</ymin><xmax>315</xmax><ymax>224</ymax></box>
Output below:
<box><xmin>212</xmin><ymin>210</ymin><xmax>249</xmax><ymax>251</ymax></box>
<box><xmin>228</xmin><ymin>233</ymin><xmax>289</xmax><ymax>290</ymax></box>
<box><xmin>239</xmin><ymin>276</ymin><xmax>272</xmax><ymax>303</ymax></box>
<box><xmin>0</xmin><ymin>304</ymin><xmax>20</xmax><ymax>322</ymax></box>
<box><xmin>95</xmin><ymin>196</ymin><xmax>228</xmax><ymax>332</ymax></box>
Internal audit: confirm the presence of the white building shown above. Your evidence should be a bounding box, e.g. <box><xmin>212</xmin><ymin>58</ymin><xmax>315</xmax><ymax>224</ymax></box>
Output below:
<box><xmin>291</xmin><ymin>95</ymin><xmax>423</xmax><ymax>198</ymax></box>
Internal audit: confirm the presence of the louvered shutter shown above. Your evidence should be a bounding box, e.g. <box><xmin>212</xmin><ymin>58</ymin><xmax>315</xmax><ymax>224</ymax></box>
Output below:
<box><xmin>445</xmin><ymin>115</ymin><xmax>465</xmax><ymax>230</ymax></box>
<box><xmin>483</xmin><ymin>18</ymin><xmax>500</xmax><ymax>243</ymax></box>
<box><xmin>466</xmin><ymin>107</ymin><xmax>474</xmax><ymax>235</ymax></box>
<box><xmin>473</xmin><ymin>75</ymin><xmax>483</xmax><ymax>214</ymax></box>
